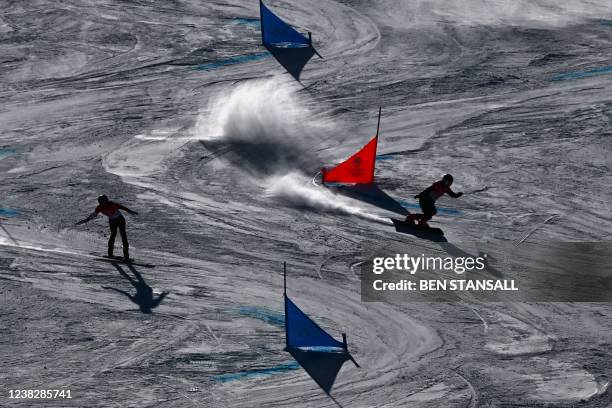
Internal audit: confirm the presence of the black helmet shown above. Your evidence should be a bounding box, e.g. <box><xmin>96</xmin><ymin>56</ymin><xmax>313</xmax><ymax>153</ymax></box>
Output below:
<box><xmin>97</xmin><ymin>195</ymin><xmax>109</xmax><ymax>205</ymax></box>
<box><xmin>442</xmin><ymin>174</ymin><xmax>454</xmax><ymax>184</ymax></box>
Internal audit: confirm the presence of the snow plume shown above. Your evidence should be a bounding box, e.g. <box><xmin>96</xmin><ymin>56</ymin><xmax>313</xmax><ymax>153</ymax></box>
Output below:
<box><xmin>266</xmin><ymin>172</ymin><xmax>391</xmax><ymax>224</ymax></box>
<box><xmin>197</xmin><ymin>79</ymin><xmax>387</xmax><ymax>222</ymax></box>
<box><xmin>195</xmin><ymin>79</ymin><xmax>328</xmax><ymax>176</ymax></box>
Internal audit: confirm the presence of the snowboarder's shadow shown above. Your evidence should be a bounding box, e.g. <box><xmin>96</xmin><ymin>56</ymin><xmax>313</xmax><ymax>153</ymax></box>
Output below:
<box><xmin>103</xmin><ymin>262</ymin><xmax>168</xmax><ymax>314</ymax></box>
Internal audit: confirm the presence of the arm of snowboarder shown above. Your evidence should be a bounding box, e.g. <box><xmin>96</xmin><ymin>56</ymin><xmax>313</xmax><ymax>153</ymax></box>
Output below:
<box><xmin>75</xmin><ymin>211</ymin><xmax>97</xmax><ymax>225</ymax></box>
<box><xmin>447</xmin><ymin>188</ymin><xmax>463</xmax><ymax>198</ymax></box>
<box><xmin>118</xmin><ymin>204</ymin><xmax>138</xmax><ymax>215</ymax></box>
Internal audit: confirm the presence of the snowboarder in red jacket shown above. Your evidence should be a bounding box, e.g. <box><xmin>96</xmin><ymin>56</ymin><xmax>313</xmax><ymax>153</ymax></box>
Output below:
<box><xmin>406</xmin><ymin>174</ymin><xmax>462</xmax><ymax>227</ymax></box>
<box><xmin>76</xmin><ymin>195</ymin><xmax>138</xmax><ymax>260</ymax></box>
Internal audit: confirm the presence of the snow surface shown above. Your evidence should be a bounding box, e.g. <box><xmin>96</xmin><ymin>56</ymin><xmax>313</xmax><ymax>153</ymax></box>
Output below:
<box><xmin>1</xmin><ymin>0</ymin><xmax>611</xmax><ymax>406</ymax></box>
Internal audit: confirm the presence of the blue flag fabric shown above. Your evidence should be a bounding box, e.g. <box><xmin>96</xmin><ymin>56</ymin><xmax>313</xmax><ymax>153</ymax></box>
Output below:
<box><xmin>260</xmin><ymin>0</ymin><xmax>311</xmax><ymax>47</ymax></box>
<box><xmin>285</xmin><ymin>296</ymin><xmax>345</xmax><ymax>349</ymax></box>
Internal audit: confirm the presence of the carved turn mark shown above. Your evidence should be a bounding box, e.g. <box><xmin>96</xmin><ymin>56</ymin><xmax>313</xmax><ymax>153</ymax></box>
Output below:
<box><xmin>453</xmin><ymin>367</ymin><xmax>479</xmax><ymax>408</ymax></box>
<box><xmin>468</xmin><ymin>306</ymin><xmax>488</xmax><ymax>334</ymax></box>
<box><xmin>515</xmin><ymin>214</ymin><xmax>561</xmax><ymax>246</ymax></box>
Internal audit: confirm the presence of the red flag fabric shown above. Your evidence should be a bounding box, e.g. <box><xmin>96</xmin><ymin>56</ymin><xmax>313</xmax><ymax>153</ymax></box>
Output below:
<box><xmin>322</xmin><ymin>136</ymin><xmax>377</xmax><ymax>184</ymax></box>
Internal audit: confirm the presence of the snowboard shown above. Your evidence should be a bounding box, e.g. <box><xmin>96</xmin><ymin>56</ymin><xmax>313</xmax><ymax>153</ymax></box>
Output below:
<box><xmin>391</xmin><ymin>218</ymin><xmax>445</xmax><ymax>239</ymax></box>
<box><xmin>91</xmin><ymin>254</ymin><xmax>155</xmax><ymax>268</ymax></box>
